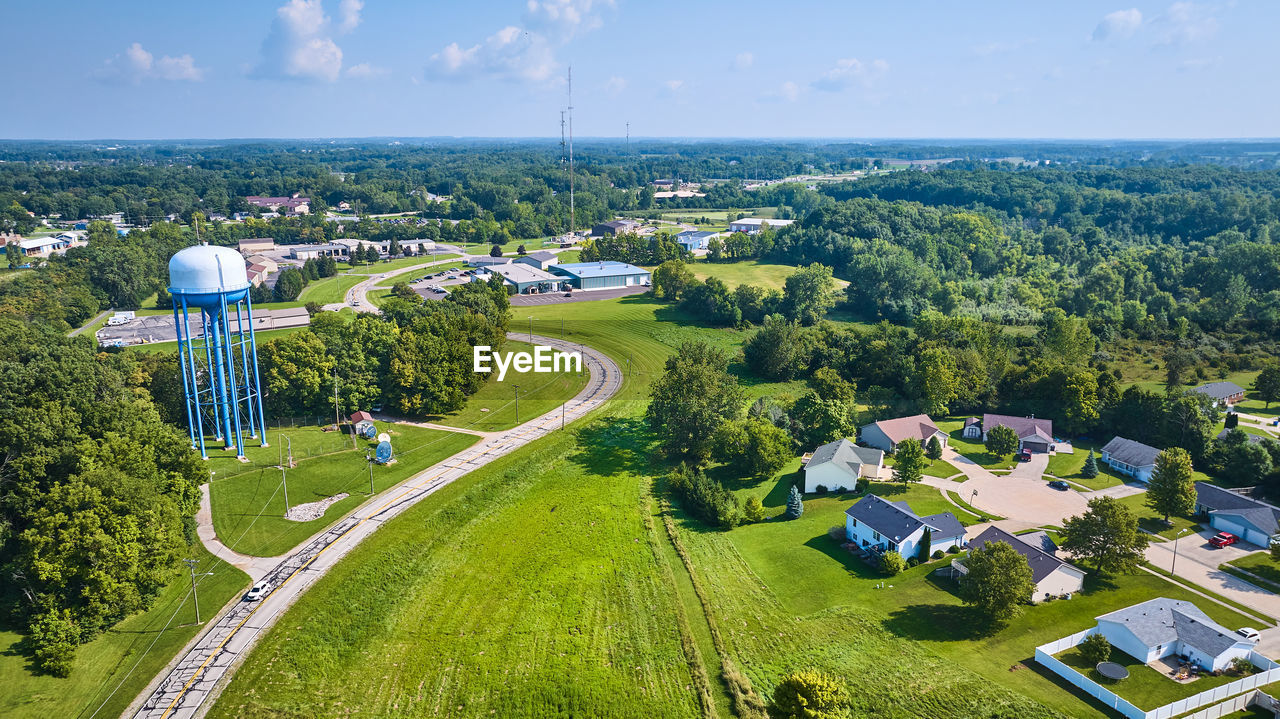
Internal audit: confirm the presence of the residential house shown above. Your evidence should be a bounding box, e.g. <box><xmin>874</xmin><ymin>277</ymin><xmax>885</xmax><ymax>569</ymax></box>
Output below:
<box><xmin>1099</xmin><ymin>437</ymin><xmax>1162</xmax><ymax>483</ymax></box>
<box><xmin>860</xmin><ymin>414</ymin><xmax>948</xmax><ymax>453</ymax></box>
<box><xmin>1192</xmin><ymin>381</ymin><xmax>1246</xmax><ymax>407</ymax></box>
<box><xmin>727</xmin><ymin>217</ymin><xmax>796</xmax><ymax>234</ymax></box>
<box><xmin>350</xmin><ymin>411</ymin><xmax>376</xmax><ymax>437</ymax></box>
<box><xmin>957</xmin><ymin>526</ymin><xmax>1085</xmax><ymax>603</ymax></box>
<box><xmin>591</xmin><ymin>219</ymin><xmax>640</xmax><ymax>237</ymax></box>
<box><xmin>1194</xmin><ymin>482</ymin><xmax>1280</xmax><ymax>547</ymax></box>
<box><xmin>1094</xmin><ymin>597</ymin><xmax>1256</xmax><ymax>672</ymax></box>
<box><xmin>802</xmin><ymin>439</ymin><xmax>884</xmax><ymax>492</ymax></box>
<box><xmin>1217</xmin><ymin>428</ymin><xmax>1273</xmax><ymax>446</ymax></box>
<box><xmin>514</xmin><ymin>251</ymin><xmax>560</xmax><ymax>270</ymax></box>
<box><xmin>844</xmin><ymin>494</ymin><xmax>965</xmax><ymax>559</ymax></box>
<box><xmin>246</xmin><ymin>195</ymin><xmax>310</xmax><ymax>215</ymax></box>
<box><xmin>963</xmin><ymin>414</ymin><xmax>1055</xmax><ymax>453</ymax></box>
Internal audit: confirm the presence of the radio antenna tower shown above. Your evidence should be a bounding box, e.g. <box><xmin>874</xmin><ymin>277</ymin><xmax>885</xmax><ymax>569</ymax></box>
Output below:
<box><xmin>567</xmin><ymin>66</ymin><xmax>575</xmax><ymax>237</ymax></box>
<box><xmin>626</xmin><ymin>121</ymin><xmax>630</xmax><ymax>152</ymax></box>
<box><xmin>559</xmin><ymin>110</ymin><xmax>567</xmax><ymax>165</ymax></box>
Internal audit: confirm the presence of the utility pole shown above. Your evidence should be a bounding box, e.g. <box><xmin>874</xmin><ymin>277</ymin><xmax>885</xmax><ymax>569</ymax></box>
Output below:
<box><xmin>366</xmin><ymin>451</ymin><xmax>374</xmax><ymax>494</ymax></box>
<box><xmin>281</xmin><ymin>435</ymin><xmax>292</xmax><ymax>516</ymax></box>
<box><xmin>183</xmin><ymin>559</ymin><xmax>213</xmax><ymax>625</ymax></box>
<box><xmin>514</xmin><ymin>384</ymin><xmax>520</xmax><ymax>425</ymax></box>
<box><xmin>562</xmin><ymin>401</ymin><xmax>565</xmax><ymax>429</ymax></box>
<box><xmin>332</xmin><ymin>370</ymin><xmax>340</xmax><ymax>430</ymax></box>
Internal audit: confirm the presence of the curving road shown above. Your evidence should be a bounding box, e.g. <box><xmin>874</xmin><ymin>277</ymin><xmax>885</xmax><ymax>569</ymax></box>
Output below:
<box><xmin>128</xmin><ymin>332</ymin><xmax>621</xmax><ymax>719</ymax></box>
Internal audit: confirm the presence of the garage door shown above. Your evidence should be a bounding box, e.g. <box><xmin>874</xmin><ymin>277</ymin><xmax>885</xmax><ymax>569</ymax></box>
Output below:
<box><xmin>1214</xmin><ymin>518</ymin><xmax>1245</xmax><ymax>538</ymax></box>
<box><xmin>1245</xmin><ymin>528</ymin><xmax>1270</xmax><ymax>547</ymax></box>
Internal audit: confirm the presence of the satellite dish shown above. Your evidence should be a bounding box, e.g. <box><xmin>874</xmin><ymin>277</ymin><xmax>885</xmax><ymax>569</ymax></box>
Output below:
<box><xmin>376</xmin><ymin>432</ymin><xmax>391</xmax><ymax>443</ymax></box>
<box><xmin>361</xmin><ymin>424</ymin><xmax>377</xmax><ymax>439</ymax></box>
<box><xmin>375</xmin><ymin>440</ymin><xmax>393</xmax><ymax>464</ymax></box>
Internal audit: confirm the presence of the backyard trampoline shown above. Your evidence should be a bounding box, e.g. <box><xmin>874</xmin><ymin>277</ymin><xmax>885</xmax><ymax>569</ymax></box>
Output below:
<box><xmin>1097</xmin><ymin>662</ymin><xmax>1129</xmax><ymax>680</ymax></box>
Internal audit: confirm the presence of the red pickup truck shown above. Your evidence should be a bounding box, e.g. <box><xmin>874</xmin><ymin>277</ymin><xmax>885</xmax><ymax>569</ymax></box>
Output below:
<box><xmin>1209</xmin><ymin>532</ymin><xmax>1239</xmax><ymax>548</ymax></box>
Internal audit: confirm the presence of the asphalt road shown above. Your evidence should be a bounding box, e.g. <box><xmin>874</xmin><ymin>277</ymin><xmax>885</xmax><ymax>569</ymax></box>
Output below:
<box><xmin>127</xmin><ymin>332</ymin><xmax>622</xmax><ymax>719</ymax></box>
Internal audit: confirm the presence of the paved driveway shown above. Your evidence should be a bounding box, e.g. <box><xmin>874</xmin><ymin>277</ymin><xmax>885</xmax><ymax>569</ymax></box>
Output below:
<box><xmin>1145</xmin><ymin>527</ymin><xmax>1280</xmax><ymax>624</ymax></box>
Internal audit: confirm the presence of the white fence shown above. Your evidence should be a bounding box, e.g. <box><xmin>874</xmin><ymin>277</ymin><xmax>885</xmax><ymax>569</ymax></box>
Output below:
<box><xmin>1035</xmin><ymin>632</ymin><xmax>1280</xmax><ymax>719</ymax></box>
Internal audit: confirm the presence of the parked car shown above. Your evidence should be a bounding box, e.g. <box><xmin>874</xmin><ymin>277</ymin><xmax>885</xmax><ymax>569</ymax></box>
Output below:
<box><xmin>1238</xmin><ymin>627</ymin><xmax>1261</xmax><ymax>641</ymax></box>
<box><xmin>1018</xmin><ymin>449</ymin><xmax>1033</xmax><ymax>462</ymax></box>
<box><xmin>244</xmin><ymin>580</ymin><xmax>272</xmax><ymax>602</ymax></box>
<box><xmin>1048</xmin><ymin>480</ymin><xmax>1070</xmax><ymax>491</ymax></box>
<box><xmin>1209</xmin><ymin>532</ymin><xmax>1239</xmax><ymax>548</ymax></box>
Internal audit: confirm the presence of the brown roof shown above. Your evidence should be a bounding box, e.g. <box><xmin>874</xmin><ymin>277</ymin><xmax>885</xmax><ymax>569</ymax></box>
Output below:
<box><xmin>868</xmin><ymin>414</ymin><xmax>942</xmax><ymax>444</ymax></box>
<box><xmin>983</xmin><ymin>414</ymin><xmax>1053</xmax><ymax>441</ymax></box>
<box><xmin>350</xmin><ymin>411</ymin><xmax>374</xmax><ymax>423</ymax></box>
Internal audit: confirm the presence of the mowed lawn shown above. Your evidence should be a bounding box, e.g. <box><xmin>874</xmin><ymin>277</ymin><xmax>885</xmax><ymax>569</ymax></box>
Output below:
<box><xmin>688</xmin><ymin>259</ymin><xmax>822</xmax><ymax>291</ymax></box>
<box><xmin>296</xmin><ymin>272</ymin><xmax>367</xmax><ymax>304</ymax></box>
<box><xmin>426</xmin><ymin>340</ymin><xmax>590</xmax><ymax>432</ymax></box>
<box><xmin>1044</xmin><ymin>440</ymin><xmax>1127</xmax><ymax>490</ymax></box>
<box><xmin>206</xmin><ymin>415</ymin><xmax>704</xmax><ymax>719</ymax></box>
<box><xmin>0</xmin><ymin>544</ymin><xmax>249</xmax><ymax>719</ymax></box>
<box><xmin>210</xmin><ymin>423</ymin><xmax>478</xmax><ymax>556</ymax></box>
<box><xmin>713</xmin><ymin>471</ymin><xmax>1259</xmax><ymax>718</ymax></box>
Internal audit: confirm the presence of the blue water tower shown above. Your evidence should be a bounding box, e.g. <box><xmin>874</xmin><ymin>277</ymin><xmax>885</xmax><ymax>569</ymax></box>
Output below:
<box><xmin>168</xmin><ymin>243</ymin><xmax>269</xmax><ymax>459</ymax></box>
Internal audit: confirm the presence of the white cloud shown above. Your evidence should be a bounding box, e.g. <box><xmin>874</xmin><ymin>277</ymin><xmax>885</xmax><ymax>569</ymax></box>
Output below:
<box><xmin>810</xmin><ymin>57</ymin><xmax>888</xmax><ymax>92</ymax></box>
<box><xmin>779</xmin><ymin>80</ymin><xmax>800</xmax><ymax>102</ymax></box>
<box><xmin>96</xmin><ymin>42</ymin><xmax>204</xmax><ymax>83</ymax></box>
<box><xmin>733</xmin><ymin>52</ymin><xmax>753</xmax><ymax>70</ymax></box>
<box><xmin>1178</xmin><ymin>55</ymin><xmax>1222</xmax><ymax>71</ymax></box>
<box><xmin>1153</xmin><ymin>2</ymin><xmax>1218</xmax><ymax>45</ymax></box>
<box><xmin>255</xmin><ymin>0</ymin><xmax>353</xmax><ymax>82</ymax></box>
<box><xmin>604</xmin><ymin>75</ymin><xmax>627</xmax><ymax>94</ymax></box>
<box><xmin>1092</xmin><ymin>8</ymin><xmax>1143</xmax><ymax>41</ymax></box>
<box><xmin>338</xmin><ymin>0</ymin><xmax>364</xmax><ymax>32</ymax></box>
<box><xmin>345</xmin><ymin>61</ymin><xmax>387</xmax><ymax>79</ymax></box>
<box><xmin>427</xmin><ymin>0</ymin><xmax>612</xmax><ymax>84</ymax></box>
<box><xmin>663</xmin><ymin>79</ymin><xmax>684</xmax><ymax>92</ymax></box>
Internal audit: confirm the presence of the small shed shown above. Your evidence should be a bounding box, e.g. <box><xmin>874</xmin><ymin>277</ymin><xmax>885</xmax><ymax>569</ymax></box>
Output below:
<box><xmin>351</xmin><ymin>411</ymin><xmax>376</xmax><ymax>438</ymax></box>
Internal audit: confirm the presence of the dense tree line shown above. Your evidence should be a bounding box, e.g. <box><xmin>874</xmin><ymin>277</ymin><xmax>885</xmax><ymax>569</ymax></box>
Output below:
<box><xmin>257</xmin><ymin>277</ymin><xmax>511</xmax><ymax>419</ymax></box>
<box><xmin>0</xmin><ymin>320</ymin><xmax>205</xmax><ymax>675</ymax></box>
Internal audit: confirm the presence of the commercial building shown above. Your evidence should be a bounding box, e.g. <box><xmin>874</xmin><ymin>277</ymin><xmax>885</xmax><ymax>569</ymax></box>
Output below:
<box><xmin>474</xmin><ymin>263</ymin><xmax>567</xmax><ymax>294</ymax></box>
<box><xmin>18</xmin><ymin>233</ymin><xmax>76</xmax><ymax>257</ymax></box>
<box><xmin>290</xmin><ymin>243</ymin><xmax>349</xmax><ymax>260</ymax></box>
<box><xmin>592</xmin><ymin>219</ymin><xmax>640</xmax><ymax>236</ymax></box>
<box><xmin>728</xmin><ymin>217</ymin><xmax>795</xmax><ymax>234</ymax></box>
<box><xmin>514</xmin><ymin>251</ymin><xmax>560</xmax><ymax>270</ymax></box>
<box><xmin>246</xmin><ymin>195</ymin><xmax>310</xmax><ymax>215</ymax></box>
<box><xmin>675</xmin><ymin>230</ymin><xmax>717</xmax><ymax>251</ymax></box>
<box><xmin>550</xmin><ymin>261</ymin><xmax>651</xmax><ymax>291</ymax></box>
<box><xmin>237</xmin><ymin>238</ymin><xmax>277</xmax><ymax>254</ymax></box>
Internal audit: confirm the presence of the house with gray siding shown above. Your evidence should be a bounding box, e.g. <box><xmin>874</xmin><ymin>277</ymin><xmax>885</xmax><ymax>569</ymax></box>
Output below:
<box><xmin>1099</xmin><ymin>437</ymin><xmax>1162</xmax><ymax>483</ymax></box>
<box><xmin>1094</xmin><ymin>598</ymin><xmax>1256</xmax><ymax>672</ymax></box>
<box><xmin>803</xmin><ymin>438</ymin><xmax>883</xmax><ymax>492</ymax></box>
<box><xmin>844</xmin><ymin>494</ymin><xmax>964</xmax><ymax>559</ymax></box>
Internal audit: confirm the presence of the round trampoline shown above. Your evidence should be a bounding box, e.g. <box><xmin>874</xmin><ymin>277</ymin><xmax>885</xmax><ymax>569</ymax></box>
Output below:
<box><xmin>1097</xmin><ymin>662</ymin><xmax>1129</xmax><ymax>681</ymax></box>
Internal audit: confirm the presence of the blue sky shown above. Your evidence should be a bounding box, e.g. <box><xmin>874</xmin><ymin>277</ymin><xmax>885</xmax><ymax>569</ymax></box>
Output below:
<box><xmin>2</xmin><ymin>0</ymin><xmax>1275</xmax><ymax>139</ymax></box>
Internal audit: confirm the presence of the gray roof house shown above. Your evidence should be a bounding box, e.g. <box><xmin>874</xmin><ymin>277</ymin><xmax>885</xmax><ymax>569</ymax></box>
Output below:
<box><xmin>1217</xmin><ymin>428</ymin><xmax>1273</xmax><ymax>446</ymax></box>
<box><xmin>1194</xmin><ymin>481</ymin><xmax>1280</xmax><ymax>548</ymax></box>
<box><xmin>958</xmin><ymin>526</ymin><xmax>1084</xmax><ymax>602</ymax></box>
<box><xmin>1192</xmin><ymin>381</ymin><xmax>1246</xmax><ymax>406</ymax></box>
<box><xmin>859</xmin><ymin>414</ymin><xmax>948</xmax><ymax>453</ymax></box>
<box><xmin>803</xmin><ymin>439</ymin><xmax>883</xmax><ymax>492</ymax></box>
<box><xmin>844</xmin><ymin>494</ymin><xmax>965</xmax><ymax>559</ymax></box>
<box><xmin>1100</xmin><ymin>437</ymin><xmax>1162</xmax><ymax>483</ymax></box>
<box><xmin>1094</xmin><ymin>597</ymin><xmax>1256</xmax><ymax>671</ymax></box>
<box><xmin>963</xmin><ymin>414</ymin><xmax>1055</xmax><ymax>452</ymax></box>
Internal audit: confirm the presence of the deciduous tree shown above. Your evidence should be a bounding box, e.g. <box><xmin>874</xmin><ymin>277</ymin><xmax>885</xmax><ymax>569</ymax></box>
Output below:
<box><xmin>984</xmin><ymin>424</ymin><xmax>1019</xmax><ymax>458</ymax></box>
<box><xmin>1062</xmin><ymin>496</ymin><xmax>1150</xmax><ymax>575</ymax></box>
<box><xmin>893</xmin><ymin>438</ymin><xmax>925</xmax><ymax>485</ymax></box>
<box><xmin>1147</xmin><ymin>447</ymin><xmax>1196</xmax><ymax>523</ymax></box>
<box><xmin>957</xmin><ymin>540</ymin><xmax>1034</xmax><ymax>625</ymax></box>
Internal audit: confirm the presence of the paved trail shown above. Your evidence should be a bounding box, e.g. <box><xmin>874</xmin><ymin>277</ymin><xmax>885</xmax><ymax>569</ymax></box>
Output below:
<box><xmin>128</xmin><ymin>332</ymin><xmax>621</xmax><ymax>719</ymax></box>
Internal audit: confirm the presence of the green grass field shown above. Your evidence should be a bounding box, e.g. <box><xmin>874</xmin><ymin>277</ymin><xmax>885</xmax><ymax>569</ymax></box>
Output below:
<box><xmin>425</xmin><ymin>340</ymin><xmax>591</xmax><ymax>432</ymax></box>
<box><xmin>346</xmin><ymin>253</ymin><xmax>460</xmax><ymax>275</ymax></box>
<box><xmin>687</xmin><ymin>259</ymin><xmax>851</xmax><ymax>292</ymax></box>
<box><xmin>1226</xmin><ymin>552</ymin><xmax>1280</xmax><ymax>590</ymax></box>
<box><xmin>935</xmin><ymin>419</ymin><xmax>1022</xmax><ymax>470</ymax></box>
<box><xmin>210</xmin><ymin>423</ymin><xmax>478</xmax><ymax>556</ymax></box>
<box><xmin>0</xmin><ymin>543</ymin><xmax>249</xmax><ymax>719</ymax></box>
<box><xmin>1115</xmin><ymin>492</ymin><xmax>1203</xmax><ymax>539</ymax></box>
<box><xmin>1057</xmin><ymin>645</ymin><xmax>1248</xmax><ymax>711</ymax></box>
<box><xmin>296</xmin><ymin>272</ymin><xmax>367</xmax><ymax>304</ymax></box>
<box><xmin>1044</xmin><ymin>442</ymin><xmax>1126</xmax><ymax>490</ymax></box>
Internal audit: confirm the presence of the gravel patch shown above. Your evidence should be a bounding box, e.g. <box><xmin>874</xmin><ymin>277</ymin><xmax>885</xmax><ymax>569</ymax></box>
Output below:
<box><xmin>285</xmin><ymin>492</ymin><xmax>349</xmax><ymax>522</ymax></box>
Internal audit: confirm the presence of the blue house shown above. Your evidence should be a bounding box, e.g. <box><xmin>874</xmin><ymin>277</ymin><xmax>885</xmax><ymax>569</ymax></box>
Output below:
<box><xmin>844</xmin><ymin>494</ymin><xmax>965</xmax><ymax>559</ymax></box>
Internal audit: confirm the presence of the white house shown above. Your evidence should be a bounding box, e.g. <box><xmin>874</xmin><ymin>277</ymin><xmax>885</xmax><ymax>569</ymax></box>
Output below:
<box><xmin>860</xmin><ymin>414</ymin><xmax>947</xmax><ymax>453</ymax></box>
<box><xmin>1195</xmin><ymin>482</ymin><xmax>1280</xmax><ymax>548</ymax></box>
<box><xmin>728</xmin><ymin>217</ymin><xmax>795</xmax><ymax>234</ymax></box>
<box><xmin>1094</xmin><ymin>598</ymin><xmax>1256</xmax><ymax>672</ymax></box>
<box><xmin>962</xmin><ymin>413</ymin><xmax>1055</xmax><ymax>453</ymax></box>
<box><xmin>844</xmin><ymin>494</ymin><xmax>965</xmax><ymax>559</ymax></box>
<box><xmin>803</xmin><ymin>439</ymin><xmax>883</xmax><ymax>492</ymax></box>
<box><xmin>958</xmin><ymin>526</ymin><xmax>1084</xmax><ymax>603</ymax></box>
<box><xmin>1100</xmin><ymin>437</ymin><xmax>1161</xmax><ymax>483</ymax></box>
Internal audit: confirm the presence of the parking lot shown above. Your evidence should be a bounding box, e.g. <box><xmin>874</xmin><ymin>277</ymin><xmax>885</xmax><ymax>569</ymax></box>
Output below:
<box><xmin>510</xmin><ymin>286</ymin><xmax>648</xmax><ymax>306</ymax></box>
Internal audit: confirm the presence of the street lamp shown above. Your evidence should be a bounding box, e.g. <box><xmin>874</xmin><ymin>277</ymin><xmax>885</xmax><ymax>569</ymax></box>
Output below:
<box><xmin>970</xmin><ymin>489</ymin><xmax>979</xmax><ymax>508</ymax></box>
<box><xmin>1172</xmin><ymin>528</ymin><xmax>1190</xmax><ymax>577</ymax></box>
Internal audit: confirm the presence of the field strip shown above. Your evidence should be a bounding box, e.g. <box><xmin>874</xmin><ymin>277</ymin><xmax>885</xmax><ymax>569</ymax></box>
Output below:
<box><xmin>127</xmin><ymin>332</ymin><xmax>622</xmax><ymax>719</ymax></box>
